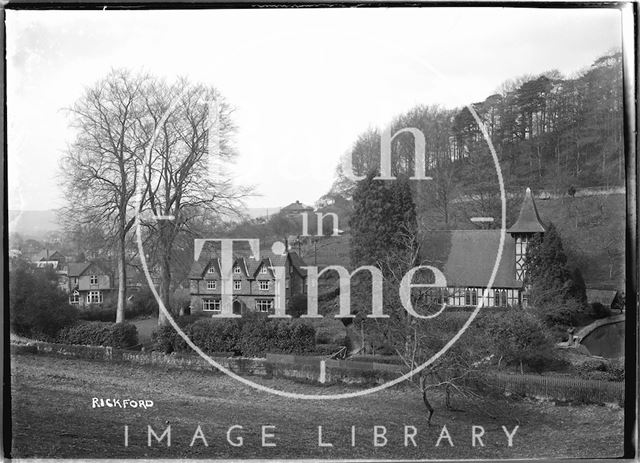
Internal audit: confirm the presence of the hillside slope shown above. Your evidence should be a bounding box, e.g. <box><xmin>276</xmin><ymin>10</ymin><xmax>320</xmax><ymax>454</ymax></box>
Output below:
<box><xmin>303</xmin><ymin>193</ymin><xmax>625</xmax><ymax>290</ymax></box>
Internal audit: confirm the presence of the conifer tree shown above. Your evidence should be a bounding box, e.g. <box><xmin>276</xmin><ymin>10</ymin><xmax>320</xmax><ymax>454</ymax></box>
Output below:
<box><xmin>525</xmin><ymin>223</ymin><xmax>573</xmax><ymax>304</ymax></box>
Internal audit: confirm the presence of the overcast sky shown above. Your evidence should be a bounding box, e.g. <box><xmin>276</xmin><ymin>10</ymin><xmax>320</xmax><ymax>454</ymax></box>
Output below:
<box><xmin>7</xmin><ymin>7</ymin><xmax>624</xmax><ymax>212</ymax></box>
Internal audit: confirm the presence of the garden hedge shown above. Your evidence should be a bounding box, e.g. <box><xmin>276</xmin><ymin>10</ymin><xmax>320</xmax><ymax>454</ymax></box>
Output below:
<box><xmin>152</xmin><ymin>314</ymin><xmax>316</xmax><ymax>356</ymax></box>
<box><xmin>56</xmin><ymin>321</ymin><xmax>139</xmax><ymax>349</ymax></box>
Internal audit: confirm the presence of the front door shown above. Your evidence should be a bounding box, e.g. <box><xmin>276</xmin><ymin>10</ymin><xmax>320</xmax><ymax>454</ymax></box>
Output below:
<box><xmin>232</xmin><ymin>300</ymin><xmax>242</xmax><ymax>315</ymax></box>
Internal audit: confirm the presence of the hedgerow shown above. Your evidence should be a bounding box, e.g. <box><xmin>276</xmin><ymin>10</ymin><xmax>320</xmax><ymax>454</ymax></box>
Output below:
<box><xmin>56</xmin><ymin>321</ymin><xmax>138</xmax><ymax>349</ymax></box>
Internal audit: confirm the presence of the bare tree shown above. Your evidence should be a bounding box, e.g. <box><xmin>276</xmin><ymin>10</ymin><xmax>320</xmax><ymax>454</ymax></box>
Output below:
<box><xmin>140</xmin><ymin>78</ymin><xmax>249</xmax><ymax>325</ymax></box>
<box><xmin>59</xmin><ymin>70</ymin><xmax>150</xmax><ymax>322</ymax></box>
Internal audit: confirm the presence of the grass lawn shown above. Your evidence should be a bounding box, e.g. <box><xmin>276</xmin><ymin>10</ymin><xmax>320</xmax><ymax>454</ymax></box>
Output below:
<box><xmin>9</xmin><ymin>352</ymin><xmax>624</xmax><ymax>459</ymax></box>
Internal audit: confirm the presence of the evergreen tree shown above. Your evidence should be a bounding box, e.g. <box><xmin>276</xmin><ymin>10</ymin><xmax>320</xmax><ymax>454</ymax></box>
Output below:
<box><xmin>525</xmin><ymin>223</ymin><xmax>587</xmax><ymax>327</ymax></box>
<box><xmin>350</xmin><ymin>172</ymin><xmax>417</xmax><ymax>269</ymax></box>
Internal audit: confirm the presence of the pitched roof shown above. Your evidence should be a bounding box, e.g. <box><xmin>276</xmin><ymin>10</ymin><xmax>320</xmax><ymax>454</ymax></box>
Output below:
<box><xmin>67</xmin><ymin>262</ymin><xmax>91</xmax><ymax>277</ymax></box>
<box><xmin>281</xmin><ymin>200</ymin><xmax>313</xmax><ymax>214</ymax></box>
<box><xmin>188</xmin><ymin>248</ymin><xmax>306</xmax><ymax>279</ymax></box>
<box><xmin>67</xmin><ymin>261</ymin><xmax>110</xmax><ymax>277</ymax></box>
<box><xmin>508</xmin><ymin>187</ymin><xmax>546</xmax><ymax>234</ymax></box>
<box><xmin>421</xmin><ymin>230</ymin><xmax>521</xmax><ymax>289</ymax></box>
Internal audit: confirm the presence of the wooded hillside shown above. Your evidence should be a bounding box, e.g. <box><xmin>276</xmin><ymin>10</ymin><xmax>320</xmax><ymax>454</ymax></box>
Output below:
<box><xmin>324</xmin><ymin>51</ymin><xmax>624</xmax><ymax>227</ymax></box>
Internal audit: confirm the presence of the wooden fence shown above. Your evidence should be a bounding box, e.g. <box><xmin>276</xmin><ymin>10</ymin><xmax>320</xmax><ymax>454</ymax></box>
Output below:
<box><xmin>483</xmin><ymin>371</ymin><xmax>625</xmax><ymax>404</ymax></box>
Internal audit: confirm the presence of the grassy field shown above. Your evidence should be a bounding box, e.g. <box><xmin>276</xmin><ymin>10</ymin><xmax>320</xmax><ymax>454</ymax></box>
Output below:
<box><xmin>10</xmin><ymin>352</ymin><xmax>623</xmax><ymax>459</ymax></box>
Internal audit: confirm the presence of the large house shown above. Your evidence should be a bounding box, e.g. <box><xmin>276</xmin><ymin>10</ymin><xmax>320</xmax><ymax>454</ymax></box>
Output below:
<box><xmin>67</xmin><ymin>261</ymin><xmax>115</xmax><ymax>308</ymax></box>
<box><xmin>422</xmin><ymin>187</ymin><xmax>546</xmax><ymax>307</ymax></box>
<box><xmin>189</xmin><ymin>247</ymin><xmax>308</xmax><ymax>315</ymax></box>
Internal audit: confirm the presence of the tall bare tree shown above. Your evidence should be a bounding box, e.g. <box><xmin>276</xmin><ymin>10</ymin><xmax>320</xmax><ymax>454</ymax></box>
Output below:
<box><xmin>60</xmin><ymin>70</ymin><xmax>150</xmax><ymax>322</ymax></box>
<box><xmin>140</xmin><ymin>78</ymin><xmax>248</xmax><ymax>325</ymax></box>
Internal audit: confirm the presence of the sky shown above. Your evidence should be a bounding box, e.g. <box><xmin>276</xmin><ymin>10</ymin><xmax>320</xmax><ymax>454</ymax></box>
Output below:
<box><xmin>6</xmin><ymin>7</ymin><xmax>625</xmax><ymax>212</ymax></box>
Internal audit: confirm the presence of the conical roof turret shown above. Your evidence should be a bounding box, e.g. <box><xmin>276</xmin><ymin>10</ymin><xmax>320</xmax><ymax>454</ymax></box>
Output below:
<box><xmin>508</xmin><ymin>187</ymin><xmax>546</xmax><ymax>234</ymax></box>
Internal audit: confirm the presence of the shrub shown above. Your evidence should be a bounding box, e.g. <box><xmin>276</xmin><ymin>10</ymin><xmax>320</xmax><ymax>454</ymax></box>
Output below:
<box><xmin>152</xmin><ymin>312</ymin><xmax>316</xmax><ymax>357</ymax></box>
<box><xmin>288</xmin><ymin>294</ymin><xmax>308</xmax><ymax>318</ymax></box>
<box><xmin>10</xmin><ymin>266</ymin><xmax>79</xmax><ymax>339</ymax></box>
<box><xmin>151</xmin><ymin>315</ymin><xmax>208</xmax><ymax>353</ymax></box>
<box><xmin>127</xmin><ymin>287</ymin><xmax>159</xmax><ymax>318</ymax></box>
<box><xmin>485</xmin><ymin>309</ymin><xmax>554</xmax><ymax>372</ymax></box>
<box><xmin>187</xmin><ymin>319</ymin><xmax>242</xmax><ymax>354</ymax></box>
<box><xmin>56</xmin><ymin>321</ymin><xmax>138</xmax><ymax>348</ymax></box>
<box><xmin>534</xmin><ymin>298</ymin><xmax>586</xmax><ymax>329</ymax></box>
<box><xmin>152</xmin><ymin>325</ymin><xmax>179</xmax><ymax>354</ymax></box>
<box><xmin>79</xmin><ymin>305</ymin><xmax>116</xmax><ymax>322</ymax></box>
<box><xmin>590</xmin><ymin>302</ymin><xmax>612</xmax><ymax>320</ymax></box>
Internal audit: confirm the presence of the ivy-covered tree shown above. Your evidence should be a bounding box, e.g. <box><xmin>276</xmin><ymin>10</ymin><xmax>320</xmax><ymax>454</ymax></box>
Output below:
<box><xmin>525</xmin><ymin>223</ymin><xmax>572</xmax><ymax>302</ymax></box>
<box><xmin>525</xmin><ymin>223</ymin><xmax>587</xmax><ymax>326</ymax></box>
<box><xmin>350</xmin><ymin>171</ymin><xmax>417</xmax><ymax>270</ymax></box>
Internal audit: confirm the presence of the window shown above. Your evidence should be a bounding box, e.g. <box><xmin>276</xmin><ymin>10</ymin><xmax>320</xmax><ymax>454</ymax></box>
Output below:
<box><xmin>233</xmin><ymin>265</ymin><xmax>241</xmax><ymax>275</ymax></box>
<box><xmin>202</xmin><ymin>299</ymin><xmax>221</xmax><ymax>312</ymax></box>
<box><xmin>87</xmin><ymin>291</ymin><xmax>102</xmax><ymax>304</ymax></box>
<box><xmin>207</xmin><ymin>267</ymin><xmax>216</xmax><ymax>274</ymax></box>
<box><xmin>89</xmin><ymin>275</ymin><xmax>98</xmax><ymax>285</ymax></box>
<box><xmin>464</xmin><ymin>288</ymin><xmax>477</xmax><ymax>306</ymax></box>
<box><xmin>234</xmin><ymin>280</ymin><xmax>241</xmax><ymax>290</ymax></box>
<box><xmin>259</xmin><ymin>280</ymin><xmax>270</xmax><ymax>291</ymax></box>
<box><xmin>256</xmin><ymin>299</ymin><xmax>273</xmax><ymax>312</ymax></box>
<box><xmin>260</xmin><ymin>265</ymin><xmax>268</xmax><ymax>275</ymax></box>
<box><xmin>69</xmin><ymin>291</ymin><xmax>80</xmax><ymax>304</ymax></box>
<box><xmin>515</xmin><ymin>236</ymin><xmax>529</xmax><ymax>281</ymax></box>
<box><xmin>207</xmin><ymin>280</ymin><xmax>217</xmax><ymax>290</ymax></box>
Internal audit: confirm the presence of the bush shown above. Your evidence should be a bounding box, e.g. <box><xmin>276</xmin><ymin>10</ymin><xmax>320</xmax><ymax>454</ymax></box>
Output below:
<box><xmin>79</xmin><ymin>305</ymin><xmax>116</xmax><ymax>322</ymax></box>
<box><xmin>590</xmin><ymin>302</ymin><xmax>612</xmax><ymax>320</ymax></box>
<box><xmin>153</xmin><ymin>312</ymin><xmax>316</xmax><ymax>357</ymax></box>
<box><xmin>151</xmin><ymin>315</ymin><xmax>208</xmax><ymax>353</ymax></box>
<box><xmin>289</xmin><ymin>294</ymin><xmax>308</xmax><ymax>318</ymax></box>
<box><xmin>56</xmin><ymin>321</ymin><xmax>138</xmax><ymax>348</ymax></box>
<box><xmin>485</xmin><ymin>309</ymin><xmax>554</xmax><ymax>372</ymax></box>
<box><xmin>10</xmin><ymin>266</ymin><xmax>79</xmax><ymax>339</ymax></box>
<box><xmin>534</xmin><ymin>298</ymin><xmax>586</xmax><ymax>329</ymax></box>
<box><xmin>127</xmin><ymin>287</ymin><xmax>159</xmax><ymax>318</ymax></box>
<box><xmin>188</xmin><ymin>319</ymin><xmax>242</xmax><ymax>354</ymax></box>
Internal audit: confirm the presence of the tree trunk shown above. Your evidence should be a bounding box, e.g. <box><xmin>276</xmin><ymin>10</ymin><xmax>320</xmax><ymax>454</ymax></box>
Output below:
<box><xmin>157</xmin><ymin>222</ymin><xmax>173</xmax><ymax>327</ymax></box>
<box><xmin>116</xmin><ymin>232</ymin><xmax>127</xmax><ymax>323</ymax></box>
<box><xmin>158</xmin><ymin>253</ymin><xmax>172</xmax><ymax>326</ymax></box>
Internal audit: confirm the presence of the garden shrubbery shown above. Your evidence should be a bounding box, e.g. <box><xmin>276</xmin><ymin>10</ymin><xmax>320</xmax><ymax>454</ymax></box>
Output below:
<box><xmin>56</xmin><ymin>321</ymin><xmax>139</xmax><ymax>348</ymax></box>
<box><xmin>10</xmin><ymin>265</ymin><xmax>79</xmax><ymax>340</ymax></box>
<box><xmin>152</xmin><ymin>312</ymin><xmax>316</xmax><ymax>356</ymax></box>
<box><xmin>485</xmin><ymin>309</ymin><xmax>554</xmax><ymax>372</ymax></box>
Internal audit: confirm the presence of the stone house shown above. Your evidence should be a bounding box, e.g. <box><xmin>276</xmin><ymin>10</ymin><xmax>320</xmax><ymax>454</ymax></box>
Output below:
<box><xmin>189</xmin><ymin>249</ymin><xmax>308</xmax><ymax>315</ymax></box>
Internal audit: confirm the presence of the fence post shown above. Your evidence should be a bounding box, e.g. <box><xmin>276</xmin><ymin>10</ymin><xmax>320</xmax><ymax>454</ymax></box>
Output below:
<box><xmin>319</xmin><ymin>360</ymin><xmax>326</xmax><ymax>384</ymax></box>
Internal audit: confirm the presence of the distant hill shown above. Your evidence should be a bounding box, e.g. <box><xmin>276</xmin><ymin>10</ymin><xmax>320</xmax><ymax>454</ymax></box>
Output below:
<box><xmin>8</xmin><ymin>207</ymin><xmax>281</xmax><ymax>238</ymax></box>
<box><xmin>8</xmin><ymin>210</ymin><xmax>61</xmax><ymax>239</ymax></box>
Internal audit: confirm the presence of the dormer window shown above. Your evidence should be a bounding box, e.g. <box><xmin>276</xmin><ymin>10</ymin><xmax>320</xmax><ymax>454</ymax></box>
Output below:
<box><xmin>90</xmin><ymin>275</ymin><xmax>98</xmax><ymax>285</ymax></box>
<box><xmin>260</xmin><ymin>266</ymin><xmax>268</xmax><ymax>275</ymax></box>
<box><xmin>207</xmin><ymin>267</ymin><xmax>216</xmax><ymax>274</ymax></box>
<box><xmin>233</xmin><ymin>265</ymin><xmax>241</xmax><ymax>275</ymax></box>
